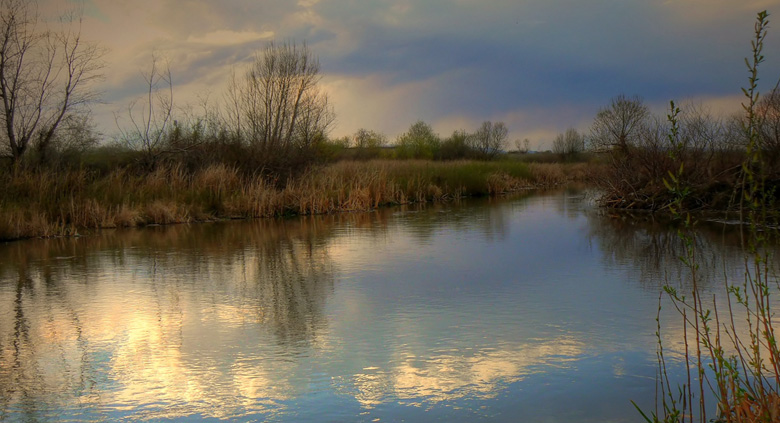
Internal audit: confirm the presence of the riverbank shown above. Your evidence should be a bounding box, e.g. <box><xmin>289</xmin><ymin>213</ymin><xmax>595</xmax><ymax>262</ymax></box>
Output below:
<box><xmin>0</xmin><ymin>160</ymin><xmax>592</xmax><ymax>241</ymax></box>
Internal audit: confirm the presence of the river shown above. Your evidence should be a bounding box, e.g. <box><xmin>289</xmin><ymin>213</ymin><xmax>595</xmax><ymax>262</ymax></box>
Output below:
<box><xmin>0</xmin><ymin>189</ymin><xmax>760</xmax><ymax>422</ymax></box>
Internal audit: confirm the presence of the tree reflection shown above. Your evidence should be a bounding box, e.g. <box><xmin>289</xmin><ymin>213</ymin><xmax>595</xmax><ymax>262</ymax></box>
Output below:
<box><xmin>585</xmin><ymin>210</ymin><xmax>751</xmax><ymax>291</ymax></box>
<box><xmin>388</xmin><ymin>193</ymin><xmax>528</xmax><ymax>244</ymax></box>
<box><xmin>0</xmin><ymin>214</ymin><xmax>350</xmax><ymax>420</ymax></box>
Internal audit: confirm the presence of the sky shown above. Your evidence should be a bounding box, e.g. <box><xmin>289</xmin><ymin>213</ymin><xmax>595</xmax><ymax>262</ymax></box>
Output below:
<box><xmin>39</xmin><ymin>0</ymin><xmax>780</xmax><ymax>150</ymax></box>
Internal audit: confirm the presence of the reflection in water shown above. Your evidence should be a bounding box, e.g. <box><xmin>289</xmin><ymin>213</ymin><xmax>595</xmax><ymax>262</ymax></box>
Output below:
<box><xmin>345</xmin><ymin>337</ymin><xmax>584</xmax><ymax>408</ymax></box>
<box><xmin>0</xmin><ymin>217</ymin><xmax>339</xmax><ymax>420</ymax></box>
<box><xmin>0</xmin><ymin>190</ymin><xmax>770</xmax><ymax>422</ymax></box>
<box><xmin>585</xmin><ymin>208</ymin><xmax>752</xmax><ymax>291</ymax></box>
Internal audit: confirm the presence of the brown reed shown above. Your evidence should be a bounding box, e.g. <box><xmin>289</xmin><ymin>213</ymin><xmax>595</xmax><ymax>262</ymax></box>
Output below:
<box><xmin>0</xmin><ymin>160</ymin><xmax>587</xmax><ymax>241</ymax></box>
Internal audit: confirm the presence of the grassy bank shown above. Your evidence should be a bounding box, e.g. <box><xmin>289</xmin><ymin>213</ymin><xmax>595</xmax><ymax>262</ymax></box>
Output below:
<box><xmin>0</xmin><ymin>160</ymin><xmax>589</xmax><ymax>241</ymax></box>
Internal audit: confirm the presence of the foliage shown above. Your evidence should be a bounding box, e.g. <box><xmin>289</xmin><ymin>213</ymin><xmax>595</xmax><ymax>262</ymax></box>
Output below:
<box><xmin>440</xmin><ymin>130</ymin><xmax>472</xmax><ymax>160</ymax></box>
<box><xmin>351</xmin><ymin>128</ymin><xmax>387</xmax><ymax>160</ymax></box>
<box><xmin>394</xmin><ymin>120</ymin><xmax>441</xmax><ymax>160</ymax></box>
<box><xmin>315</xmin><ymin>136</ymin><xmax>350</xmax><ymax>162</ymax></box>
<box><xmin>392</xmin><ymin>120</ymin><xmax>511</xmax><ymax>161</ymax></box>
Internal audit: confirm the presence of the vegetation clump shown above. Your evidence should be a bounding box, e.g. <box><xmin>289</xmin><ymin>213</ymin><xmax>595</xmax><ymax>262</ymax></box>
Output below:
<box><xmin>635</xmin><ymin>10</ymin><xmax>780</xmax><ymax>423</ymax></box>
<box><xmin>588</xmin><ymin>90</ymin><xmax>780</xmax><ymax>213</ymax></box>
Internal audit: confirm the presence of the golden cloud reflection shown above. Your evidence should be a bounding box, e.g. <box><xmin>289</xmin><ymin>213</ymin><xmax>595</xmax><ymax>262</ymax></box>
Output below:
<box><xmin>0</xmin><ymin>215</ymin><xmax>341</xmax><ymax>420</ymax></box>
<box><xmin>1</xmin><ymin>202</ymin><xmax>528</xmax><ymax>419</ymax></box>
<box><xmin>2</xmin><ymin>194</ymin><xmax>708</xmax><ymax>420</ymax></box>
<box><xmin>348</xmin><ymin>338</ymin><xmax>584</xmax><ymax>408</ymax></box>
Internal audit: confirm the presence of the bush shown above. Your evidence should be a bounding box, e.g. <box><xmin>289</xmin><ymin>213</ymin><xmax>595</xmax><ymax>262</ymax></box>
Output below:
<box><xmin>394</xmin><ymin>121</ymin><xmax>441</xmax><ymax>160</ymax></box>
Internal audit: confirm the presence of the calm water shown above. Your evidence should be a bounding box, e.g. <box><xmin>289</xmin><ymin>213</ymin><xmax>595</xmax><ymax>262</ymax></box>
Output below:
<box><xmin>0</xmin><ymin>189</ymin><xmax>759</xmax><ymax>422</ymax></box>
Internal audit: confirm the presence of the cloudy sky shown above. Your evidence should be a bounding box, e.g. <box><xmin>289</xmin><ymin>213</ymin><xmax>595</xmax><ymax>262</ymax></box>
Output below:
<box><xmin>40</xmin><ymin>0</ymin><xmax>780</xmax><ymax>149</ymax></box>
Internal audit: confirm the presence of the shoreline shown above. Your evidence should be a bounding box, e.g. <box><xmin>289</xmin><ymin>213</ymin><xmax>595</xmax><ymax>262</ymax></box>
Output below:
<box><xmin>0</xmin><ymin>160</ymin><xmax>589</xmax><ymax>242</ymax></box>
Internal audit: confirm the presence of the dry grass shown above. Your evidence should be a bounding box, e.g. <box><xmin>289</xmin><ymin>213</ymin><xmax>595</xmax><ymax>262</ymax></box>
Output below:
<box><xmin>0</xmin><ymin>160</ymin><xmax>589</xmax><ymax>240</ymax></box>
<box><xmin>720</xmin><ymin>393</ymin><xmax>780</xmax><ymax>423</ymax></box>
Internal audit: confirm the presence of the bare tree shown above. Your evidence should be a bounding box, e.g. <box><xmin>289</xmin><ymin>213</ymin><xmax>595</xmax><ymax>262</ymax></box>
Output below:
<box><xmin>757</xmin><ymin>86</ymin><xmax>780</xmax><ymax>166</ymax></box>
<box><xmin>293</xmin><ymin>91</ymin><xmax>334</xmax><ymax>149</ymax></box>
<box><xmin>552</xmin><ymin>128</ymin><xmax>584</xmax><ymax>159</ymax></box>
<box><xmin>589</xmin><ymin>94</ymin><xmax>648</xmax><ymax>154</ymax></box>
<box><xmin>227</xmin><ymin>41</ymin><xmax>334</xmax><ymax>165</ymax></box>
<box><xmin>0</xmin><ymin>0</ymin><xmax>104</xmax><ymax>167</ymax></box>
<box><xmin>470</xmin><ymin>121</ymin><xmax>508</xmax><ymax>159</ymax></box>
<box><xmin>514</xmin><ymin>138</ymin><xmax>530</xmax><ymax>154</ymax></box>
<box><xmin>116</xmin><ymin>54</ymin><xmax>173</xmax><ymax>167</ymax></box>
<box><xmin>223</xmin><ymin>66</ymin><xmax>244</xmax><ymax>141</ymax></box>
<box><xmin>46</xmin><ymin>112</ymin><xmax>99</xmax><ymax>157</ymax></box>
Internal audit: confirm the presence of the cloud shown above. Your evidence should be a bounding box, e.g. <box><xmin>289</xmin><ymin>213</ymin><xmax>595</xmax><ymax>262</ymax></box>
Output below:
<box><xmin>321</xmin><ymin>73</ymin><xmax>444</xmax><ymax>138</ymax></box>
<box><xmin>38</xmin><ymin>0</ymin><xmax>780</xmax><ymax>144</ymax></box>
<box><xmin>311</xmin><ymin>0</ymin><xmax>778</xmax><ymax>142</ymax></box>
<box><xmin>186</xmin><ymin>30</ymin><xmax>274</xmax><ymax>46</ymax></box>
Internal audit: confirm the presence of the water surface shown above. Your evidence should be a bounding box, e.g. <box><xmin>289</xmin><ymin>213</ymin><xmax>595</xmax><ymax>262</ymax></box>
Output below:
<box><xmin>0</xmin><ymin>189</ymin><xmax>757</xmax><ymax>422</ymax></box>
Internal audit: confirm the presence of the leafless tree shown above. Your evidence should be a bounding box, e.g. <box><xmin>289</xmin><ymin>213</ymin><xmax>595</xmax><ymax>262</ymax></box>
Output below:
<box><xmin>552</xmin><ymin>128</ymin><xmax>584</xmax><ymax>159</ymax></box>
<box><xmin>46</xmin><ymin>112</ymin><xmax>99</xmax><ymax>156</ymax></box>
<box><xmin>589</xmin><ymin>94</ymin><xmax>648</xmax><ymax>154</ymax></box>
<box><xmin>757</xmin><ymin>86</ymin><xmax>780</xmax><ymax>166</ymax></box>
<box><xmin>227</xmin><ymin>41</ymin><xmax>334</xmax><ymax>164</ymax></box>
<box><xmin>293</xmin><ymin>92</ymin><xmax>334</xmax><ymax>148</ymax></box>
<box><xmin>116</xmin><ymin>54</ymin><xmax>173</xmax><ymax>167</ymax></box>
<box><xmin>513</xmin><ymin>138</ymin><xmax>530</xmax><ymax>154</ymax></box>
<box><xmin>0</xmin><ymin>0</ymin><xmax>104</xmax><ymax>167</ymax></box>
<box><xmin>722</xmin><ymin>113</ymin><xmax>747</xmax><ymax>150</ymax></box>
<box><xmin>223</xmin><ymin>66</ymin><xmax>244</xmax><ymax>141</ymax></box>
<box><xmin>470</xmin><ymin>121</ymin><xmax>508</xmax><ymax>159</ymax></box>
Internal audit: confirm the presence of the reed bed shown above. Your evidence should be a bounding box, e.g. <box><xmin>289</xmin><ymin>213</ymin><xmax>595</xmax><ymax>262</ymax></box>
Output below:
<box><xmin>0</xmin><ymin>160</ymin><xmax>584</xmax><ymax>241</ymax></box>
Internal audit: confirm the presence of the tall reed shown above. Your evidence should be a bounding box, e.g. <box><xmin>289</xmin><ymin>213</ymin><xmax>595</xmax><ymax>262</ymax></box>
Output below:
<box><xmin>0</xmin><ymin>160</ymin><xmax>582</xmax><ymax>241</ymax></box>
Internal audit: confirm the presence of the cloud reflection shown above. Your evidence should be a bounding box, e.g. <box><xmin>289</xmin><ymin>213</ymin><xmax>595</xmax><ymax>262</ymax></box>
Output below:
<box><xmin>392</xmin><ymin>339</ymin><xmax>582</xmax><ymax>405</ymax></box>
<box><xmin>2</xmin><ymin>193</ymin><xmax>760</xmax><ymax>421</ymax></box>
<box><xmin>336</xmin><ymin>338</ymin><xmax>584</xmax><ymax>409</ymax></box>
<box><xmin>0</xmin><ymin>216</ymin><xmax>339</xmax><ymax>420</ymax></box>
